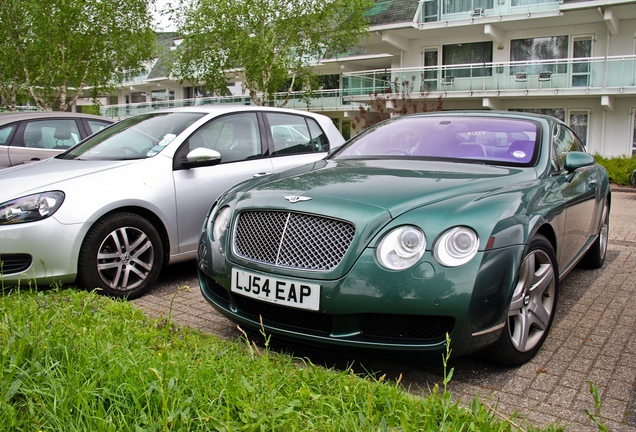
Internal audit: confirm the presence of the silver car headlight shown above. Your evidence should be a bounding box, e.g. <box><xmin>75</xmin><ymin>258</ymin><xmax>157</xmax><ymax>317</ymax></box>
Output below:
<box><xmin>434</xmin><ymin>226</ymin><xmax>479</xmax><ymax>267</ymax></box>
<box><xmin>376</xmin><ymin>225</ymin><xmax>426</xmax><ymax>270</ymax></box>
<box><xmin>211</xmin><ymin>206</ymin><xmax>232</xmax><ymax>241</ymax></box>
<box><xmin>0</xmin><ymin>192</ymin><xmax>65</xmax><ymax>225</ymax></box>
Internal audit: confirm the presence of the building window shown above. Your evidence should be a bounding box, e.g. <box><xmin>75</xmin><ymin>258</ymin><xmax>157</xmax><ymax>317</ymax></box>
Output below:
<box><xmin>151</xmin><ymin>90</ymin><xmax>175</xmax><ymax>103</ymax></box>
<box><xmin>569</xmin><ymin>112</ymin><xmax>589</xmax><ymax>149</ymax></box>
<box><xmin>184</xmin><ymin>86</ymin><xmax>214</xmax><ymax>99</ymax></box>
<box><xmin>510</xmin><ymin>108</ymin><xmax>565</xmax><ymax>122</ymax></box>
<box><xmin>129</xmin><ymin>92</ymin><xmax>146</xmax><ymax>104</ymax></box>
<box><xmin>443</xmin><ymin>41</ymin><xmax>493</xmax><ymax>78</ymax></box>
<box><xmin>510</xmin><ymin>36</ymin><xmax>568</xmax><ymax>75</ymax></box>
<box><xmin>443</xmin><ymin>0</ymin><xmax>493</xmax><ymax>14</ymax></box>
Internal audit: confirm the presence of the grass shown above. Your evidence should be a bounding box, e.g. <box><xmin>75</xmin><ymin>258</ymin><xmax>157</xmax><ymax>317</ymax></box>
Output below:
<box><xmin>594</xmin><ymin>153</ymin><xmax>636</xmax><ymax>186</ymax></box>
<box><xmin>0</xmin><ymin>287</ymin><xmax>566</xmax><ymax>432</ymax></box>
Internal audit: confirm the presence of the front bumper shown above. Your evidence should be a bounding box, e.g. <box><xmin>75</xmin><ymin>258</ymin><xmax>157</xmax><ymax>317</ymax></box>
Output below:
<box><xmin>0</xmin><ymin>217</ymin><xmax>84</xmax><ymax>286</ymax></box>
<box><xmin>198</xmin><ymin>232</ymin><xmax>524</xmax><ymax>356</ymax></box>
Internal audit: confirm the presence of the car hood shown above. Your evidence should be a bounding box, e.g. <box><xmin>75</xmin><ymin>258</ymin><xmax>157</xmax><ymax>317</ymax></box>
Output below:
<box><xmin>235</xmin><ymin>158</ymin><xmax>537</xmax><ymax>218</ymax></box>
<box><xmin>0</xmin><ymin>157</ymin><xmax>139</xmax><ymax>202</ymax></box>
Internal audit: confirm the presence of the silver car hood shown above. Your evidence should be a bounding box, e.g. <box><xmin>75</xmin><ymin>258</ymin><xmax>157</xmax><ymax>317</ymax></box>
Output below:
<box><xmin>0</xmin><ymin>158</ymin><xmax>138</xmax><ymax>202</ymax></box>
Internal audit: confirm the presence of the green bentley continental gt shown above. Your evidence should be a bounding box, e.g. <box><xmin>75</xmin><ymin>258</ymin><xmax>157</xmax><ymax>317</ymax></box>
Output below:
<box><xmin>196</xmin><ymin>111</ymin><xmax>610</xmax><ymax>365</ymax></box>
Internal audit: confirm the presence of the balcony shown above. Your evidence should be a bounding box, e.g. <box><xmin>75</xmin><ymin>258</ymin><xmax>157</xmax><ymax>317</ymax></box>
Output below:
<box><xmin>100</xmin><ymin>89</ymin><xmax>356</xmax><ymax>119</ymax></box>
<box><xmin>342</xmin><ymin>55</ymin><xmax>636</xmax><ymax>98</ymax></box>
<box><xmin>417</xmin><ymin>0</ymin><xmax>562</xmax><ymax>24</ymax></box>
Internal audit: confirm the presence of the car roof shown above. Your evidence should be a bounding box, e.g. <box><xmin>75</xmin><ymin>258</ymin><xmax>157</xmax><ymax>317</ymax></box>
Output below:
<box><xmin>152</xmin><ymin>105</ymin><xmax>333</xmax><ymax>119</ymax></box>
<box><xmin>401</xmin><ymin>110</ymin><xmax>562</xmax><ymax>125</ymax></box>
<box><xmin>0</xmin><ymin>111</ymin><xmax>114</xmax><ymax>125</ymax></box>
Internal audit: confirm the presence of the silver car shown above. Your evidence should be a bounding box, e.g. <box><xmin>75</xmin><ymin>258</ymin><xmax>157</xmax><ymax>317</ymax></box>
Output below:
<box><xmin>0</xmin><ymin>111</ymin><xmax>114</xmax><ymax>169</ymax></box>
<box><xmin>0</xmin><ymin>106</ymin><xmax>344</xmax><ymax>298</ymax></box>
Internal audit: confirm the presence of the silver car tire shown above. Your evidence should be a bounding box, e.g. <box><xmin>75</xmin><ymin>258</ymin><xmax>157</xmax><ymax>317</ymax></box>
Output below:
<box><xmin>78</xmin><ymin>213</ymin><xmax>163</xmax><ymax>299</ymax></box>
<box><xmin>489</xmin><ymin>234</ymin><xmax>558</xmax><ymax>366</ymax></box>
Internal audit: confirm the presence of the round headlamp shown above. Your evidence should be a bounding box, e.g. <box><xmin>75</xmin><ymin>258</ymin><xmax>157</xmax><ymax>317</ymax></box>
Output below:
<box><xmin>376</xmin><ymin>226</ymin><xmax>426</xmax><ymax>270</ymax></box>
<box><xmin>434</xmin><ymin>226</ymin><xmax>479</xmax><ymax>267</ymax></box>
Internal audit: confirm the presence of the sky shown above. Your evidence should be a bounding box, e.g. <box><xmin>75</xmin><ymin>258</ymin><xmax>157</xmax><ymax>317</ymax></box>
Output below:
<box><xmin>152</xmin><ymin>0</ymin><xmax>178</xmax><ymax>31</ymax></box>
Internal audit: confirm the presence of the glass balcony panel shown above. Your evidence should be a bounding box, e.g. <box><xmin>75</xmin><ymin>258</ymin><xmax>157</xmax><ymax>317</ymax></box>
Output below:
<box><xmin>341</xmin><ymin>55</ymin><xmax>636</xmax><ymax>96</ymax></box>
<box><xmin>417</xmin><ymin>0</ymin><xmax>561</xmax><ymax>24</ymax></box>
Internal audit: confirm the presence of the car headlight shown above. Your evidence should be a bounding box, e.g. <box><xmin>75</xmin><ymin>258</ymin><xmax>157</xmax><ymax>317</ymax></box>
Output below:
<box><xmin>376</xmin><ymin>225</ymin><xmax>426</xmax><ymax>270</ymax></box>
<box><xmin>211</xmin><ymin>206</ymin><xmax>232</xmax><ymax>241</ymax></box>
<box><xmin>0</xmin><ymin>191</ymin><xmax>65</xmax><ymax>225</ymax></box>
<box><xmin>434</xmin><ymin>226</ymin><xmax>479</xmax><ymax>267</ymax></box>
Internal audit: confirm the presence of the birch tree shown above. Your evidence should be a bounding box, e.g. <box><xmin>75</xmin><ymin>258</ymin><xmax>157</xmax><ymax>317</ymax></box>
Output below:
<box><xmin>0</xmin><ymin>0</ymin><xmax>158</xmax><ymax>111</ymax></box>
<box><xmin>170</xmin><ymin>0</ymin><xmax>373</xmax><ymax>107</ymax></box>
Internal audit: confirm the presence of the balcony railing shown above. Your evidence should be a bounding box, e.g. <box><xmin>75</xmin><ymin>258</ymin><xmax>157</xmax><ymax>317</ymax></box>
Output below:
<box><xmin>100</xmin><ymin>89</ymin><xmax>355</xmax><ymax>118</ymax></box>
<box><xmin>342</xmin><ymin>55</ymin><xmax>636</xmax><ymax>96</ymax></box>
<box><xmin>416</xmin><ymin>0</ymin><xmax>562</xmax><ymax>24</ymax></box>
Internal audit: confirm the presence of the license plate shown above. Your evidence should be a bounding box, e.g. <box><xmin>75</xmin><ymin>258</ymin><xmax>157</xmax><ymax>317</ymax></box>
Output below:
<box><xmin>231</xmin><ymin>268</ymin><xmax>320</xmax><ymax>311</ymax></box>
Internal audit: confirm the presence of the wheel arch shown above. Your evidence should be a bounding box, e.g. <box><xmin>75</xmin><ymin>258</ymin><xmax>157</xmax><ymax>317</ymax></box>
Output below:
<box><xmin>82</xmin><ymin>206</ymin><xmax>171</xmax><ymax>268</ymax></box>
<box><xmin>534</xmin><ymin>223</ymin><xmax>557</xmax><ymax>257</ymax></box>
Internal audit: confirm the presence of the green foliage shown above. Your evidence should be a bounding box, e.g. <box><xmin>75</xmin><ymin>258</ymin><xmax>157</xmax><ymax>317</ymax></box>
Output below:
<box><xmin>593</xmin><ymin>153</ymin><xmax>636</xmax><ymax>186</ymax></box>
<box><xmin>0</xmin><ymin>0</ymin><xmax>157</xmax><ymax>111</ymax></box>
<box><xmin>0</xmin><ymin>288</ymin><xmax>552</xmax><ymax>431</ymax></box>
<box><xmin>584</xmin><ymin>381</ymin><xmax>608</xmax><ymax>432</ymax></box>
<box><xmin>353</xmin><ymin>76</ymin><xmax>443</xmax><ymax>131</ymax></box>
<box><xmin>80</xmin><ymin>105</ymin><xmax>101</xmax><ymax>116</ymax></box>
<box><xmin>171</xmin><ymin>0</ymin><xmax>373</xmax><ymax>107</ymax></box>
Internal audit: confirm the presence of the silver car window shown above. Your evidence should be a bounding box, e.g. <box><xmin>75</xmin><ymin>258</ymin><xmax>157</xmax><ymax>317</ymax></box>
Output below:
<box><xmin>188</xmin><ymin>113</ymin><xmax>261</xmax><ymax>163</ymax></box>
<box><xmin>0</xmin><ymin>124</ymin><xmax>15</xmax><ymax>145</ymax></box>
<box><xmin>21</xmin><ymin>120</ymin><xmax>81</xmax><ymax>150</ymax></box>
<box><xmin>60</xmin><ymin>112</ymin><xmax>204</xmax><ymax>161</ymax></box>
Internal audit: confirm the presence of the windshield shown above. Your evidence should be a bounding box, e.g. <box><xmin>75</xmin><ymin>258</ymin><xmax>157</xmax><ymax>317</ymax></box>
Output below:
<box><xmin>58</xmin><ymin>112</ymin><xmax>205</xmax><ymax>161</ymax></box>
<box><xmin>334</xmin><ymin>116</ymin><xmax>539</xmax><ymax>166</ymax></box>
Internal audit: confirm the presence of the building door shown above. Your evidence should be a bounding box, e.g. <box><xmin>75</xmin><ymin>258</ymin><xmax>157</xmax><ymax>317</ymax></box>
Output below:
<box><xmin>422</xmin><ymin>48</ymin><xmax>439</xmax><ymax>91</ymax></box>
<box><xmin>572</xmin><ymin>36</ymin><xmax>593</xmax><ymax>87</ymax></box>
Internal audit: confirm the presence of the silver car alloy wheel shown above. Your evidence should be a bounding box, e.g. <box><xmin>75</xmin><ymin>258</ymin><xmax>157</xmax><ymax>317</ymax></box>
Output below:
<box><xmin>598</xmin><ymin>203</ymin><xmax>609</xmax><ymax>261</ymax></box>
<box><xmin>507</xmin><ymin>249</ymin><xmax>556</xmax><ymax>353</ymax></box>
<box><xmin>96</xmin><ymin>226</ymin><xmax>155</xmax><ymax>291</ymax></box>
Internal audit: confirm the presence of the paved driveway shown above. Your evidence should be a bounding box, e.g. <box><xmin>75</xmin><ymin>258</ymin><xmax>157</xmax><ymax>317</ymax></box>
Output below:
<box><xmin>133</xmin><ymin>190</ymin><xmax>636</xmax><ymax>432</ymax></box>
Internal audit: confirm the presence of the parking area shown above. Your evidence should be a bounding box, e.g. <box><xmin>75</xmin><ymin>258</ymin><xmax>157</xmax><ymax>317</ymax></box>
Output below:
<box><xmin>133</xmin><ymin>190</ymin><xmax>636</xmax><ymax>432</ymax></box>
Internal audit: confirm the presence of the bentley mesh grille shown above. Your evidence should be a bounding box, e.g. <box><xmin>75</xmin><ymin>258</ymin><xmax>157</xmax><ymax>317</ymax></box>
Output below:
<box><xmin>234</xmin><ymin>211</ymin><xmax>355</xmax><ymax>270</ymax></box>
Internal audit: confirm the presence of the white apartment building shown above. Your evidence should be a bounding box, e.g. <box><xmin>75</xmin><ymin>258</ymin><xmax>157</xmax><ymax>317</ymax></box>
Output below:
<box><xmin>95</xmin><ymin>0</ymin><xmax>636</xmax><ymax>157</ymax></box>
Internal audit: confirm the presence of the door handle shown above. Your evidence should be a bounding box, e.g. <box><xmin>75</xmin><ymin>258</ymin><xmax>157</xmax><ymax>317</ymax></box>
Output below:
<box><xmin>253</xmin><ymin>172</ymin><xmax>272</xmax><ymax>177</ymax></box>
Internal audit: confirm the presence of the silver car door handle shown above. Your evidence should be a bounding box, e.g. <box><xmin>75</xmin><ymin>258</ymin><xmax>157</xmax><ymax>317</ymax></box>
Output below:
<box><xmin>253</xmin><ymin>172</ymin><xmax>272</xmax><ymax>177</ymax></box>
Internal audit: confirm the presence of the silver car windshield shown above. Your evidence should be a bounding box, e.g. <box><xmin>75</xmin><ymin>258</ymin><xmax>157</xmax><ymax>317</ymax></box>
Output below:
<box><xmin>58</xmin><ymin>112</ymin><xmax>205</xmax><ymax>161</ymax></box>
<box><xmin>334</xmin><ymin>116</ymin><xmax>539</xmax><ymax>166</ymax></box>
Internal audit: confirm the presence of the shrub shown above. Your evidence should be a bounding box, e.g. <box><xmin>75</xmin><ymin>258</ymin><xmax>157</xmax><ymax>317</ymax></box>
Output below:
<box><xmin>594</xmin><ymin>154</ymin><xmax>636</xmax><ymax>186</ymax></box>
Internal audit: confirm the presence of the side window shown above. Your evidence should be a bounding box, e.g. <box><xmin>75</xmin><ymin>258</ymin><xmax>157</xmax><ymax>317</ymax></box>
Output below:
<box><xmin>307</xmin><ymin>118</ymin><xmax>329</xmax><ymax>152</ymax></box>
<box><xmin>0</xmin><ymin>124</ymin><xmax>15</xmax><ymax>145</ymax></box>
<box><xmin>266</xmin><ymin>113</ymin><xmax>313</xmax><ymax>156</ymax></box>
<box><xmin>552</xmin><ymin>124</ymin><xmax>585</xmax><ymax>170</ymax></box>
<box><xmin>22</xmin><ymin>120</ymin><xmax>81</xmax><ymax>149</ymax></box>
<box><xmin>188</xmin><ymin>113</ymin><xmax>261</xmax><ymax>163</ymax></box>
<box><xmin>84</xmin><ymin>120</ymin><xmax>112</xmax><ymax>135</ymax></box>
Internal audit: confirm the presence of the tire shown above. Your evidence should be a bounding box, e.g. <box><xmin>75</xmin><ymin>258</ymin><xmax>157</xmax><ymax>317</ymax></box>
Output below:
<box><xmin>77</xmin><ymin>213</ymin><xmax>163</xmax><ymax>299</ymax></box>
<box><xmin>488</xmin><ymin>235</ymin><xmax>558</xmax><ymax>366</ymax></box>
<box><xmin>581</xmin><ymin>200</ymin><xmax>609</xmax><ymax>269</ymax></box>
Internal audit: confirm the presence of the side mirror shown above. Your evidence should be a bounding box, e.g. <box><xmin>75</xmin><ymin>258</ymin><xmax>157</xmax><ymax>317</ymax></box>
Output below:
<box><xmin>563</xmin><ymin>151</ymin><xmax>595</xmax><ymax>173</ymax></box>
<box><xmin>182</xmin><ymin>148</ymin><xmax>222</xmax><ymax>168</ymax></box>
